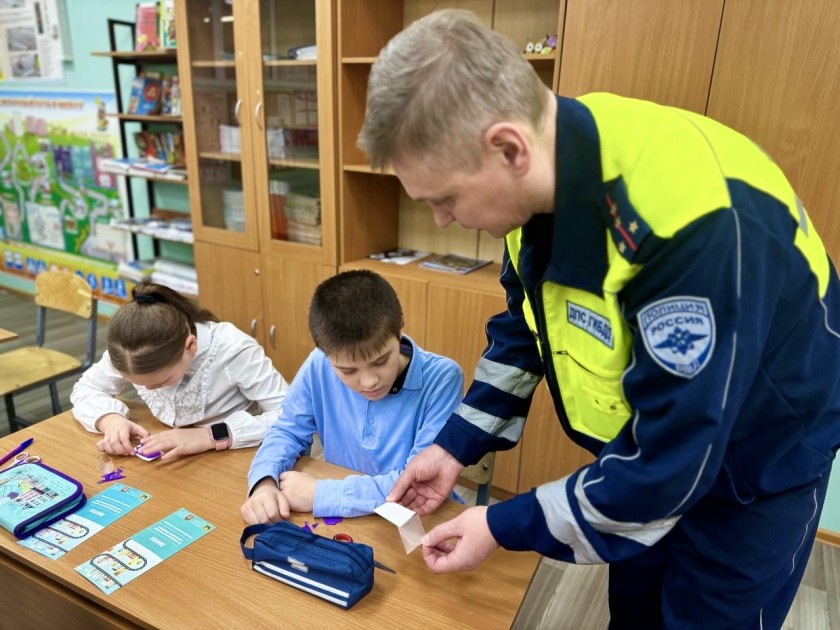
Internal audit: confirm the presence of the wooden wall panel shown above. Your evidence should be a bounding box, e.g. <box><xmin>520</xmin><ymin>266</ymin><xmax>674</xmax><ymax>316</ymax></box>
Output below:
<box><xmin>707</xmin><ymin>0</ymin><xmax>840</xmax><ymax>260</ymax></box>
<box><xmin>559</xmin><ymin>0</ymin><xmax>723</xmax><ymax>113</ymax></box>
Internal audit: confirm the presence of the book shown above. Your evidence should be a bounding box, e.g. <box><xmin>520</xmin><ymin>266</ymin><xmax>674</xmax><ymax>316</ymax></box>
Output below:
<box><xmin>127</xmin><ymin>74</ymin><xmax>163</xmax><ymax>115</ymax></box>
<box><xmin>287</xmin><ymin>44</ymin><xmax>317</xmax><ymax>60</ymax></box>
<box><xmin>151</xmin><ymin>270</ymin><xmax>199</xmax><ymax>297</ymax></box>
<box><xmin>135</xmin><ymin>2</ymin><xmax>161</xmax><ymax>52</ymax></box>
<box><xmin>368</xmin><ymin>248</ymin><xmax>430</xmax><ymax>265</ymax></box>
<box><xmin>117</xmin><ymin>259</ymin><xmax>156</xmax><ymax>282</ymax></box>
<box><xmin>419</xmin><ymin>253</ymin><xmax>492</xmax><ymax>274</ymax></box>
<box><xmin>97</xmin><ymin>156</ymin><xmax>145</xmax><ymax>174</ymax></box>
<box><xmin>0</xmin><ymin>461</ymin><xmax>86</xmax><ymax>539</ymax></box>
<box><xmin>159</xmin><ymin>0</ymin><xmax>176</xmax><ymax>49</ymax></box>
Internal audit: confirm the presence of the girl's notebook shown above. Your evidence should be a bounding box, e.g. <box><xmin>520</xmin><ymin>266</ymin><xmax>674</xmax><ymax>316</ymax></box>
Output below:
<box><xmin>0</xmin><ymin>461</ymin><xmax>86</xmax><ymax>538</ymax></box>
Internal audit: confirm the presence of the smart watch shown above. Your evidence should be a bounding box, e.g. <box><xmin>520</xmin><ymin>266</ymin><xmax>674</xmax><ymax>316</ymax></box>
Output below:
<box><xmin>210</xmin><ymin>423</ymin><xmax>230</xmax><ymax>450</ymax></box>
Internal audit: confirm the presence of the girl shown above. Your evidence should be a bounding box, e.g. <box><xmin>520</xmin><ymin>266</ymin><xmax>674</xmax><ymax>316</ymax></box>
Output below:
<box><xmin>71</xmin><ymin>282</ymin><xmax>289</xmax><ymax>461</ymax></box>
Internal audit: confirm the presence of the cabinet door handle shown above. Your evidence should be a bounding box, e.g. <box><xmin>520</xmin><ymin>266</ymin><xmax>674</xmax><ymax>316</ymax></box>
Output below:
<box><xmin>234</xmin><ymin>99</ymin><xmax>242</xmax><ymax>124</ymax></box>
<box><xmin>254</xmin><ymin>101</ymin><xmax>264</xmax><ymax>130</ymax></box>
<box><xmin>269</xmin><ymin>324</ymin><xmax>276</xmax><ymax>349</ymax></box>
<box><xmin>249</xmin><ymin>318</ymin><xmax>257</xmax><ymax>338</ymax></box>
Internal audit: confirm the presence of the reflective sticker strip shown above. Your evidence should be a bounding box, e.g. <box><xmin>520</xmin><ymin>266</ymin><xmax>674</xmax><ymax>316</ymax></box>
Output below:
<box><xmin>255</xmin><ymin>561</ymin><xmax>350</xmax><ymax>607</ymax></box>
<box><xmin>457</xmin><ymin>402</ymin><xmax>526</xmax><ymax>442</ymax></box>
<box><xmin>573</xmin><ymin>474</ymin><xmax>679</xmax><ymax>546</ymax></box>
<box><xmin>474</xmin><ymin>357</ymin><xmax>541</xmax><ymax>398</ymax></box>
<box><xmin>536</xmin><ymin>477</ymin><xmax>603</xmax><ymax>564</ymax></box>
<box><xmin>637</xmin><ymin>296</ymin><xmax>715</xmax><ymax>379</ymax></box>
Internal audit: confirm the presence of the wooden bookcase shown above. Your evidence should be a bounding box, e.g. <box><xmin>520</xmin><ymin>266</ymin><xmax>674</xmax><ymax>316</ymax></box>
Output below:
<box><xmin>174</xmin><ymin>0</ymin><xmax>336</xmax><ymax>378</ymax></box>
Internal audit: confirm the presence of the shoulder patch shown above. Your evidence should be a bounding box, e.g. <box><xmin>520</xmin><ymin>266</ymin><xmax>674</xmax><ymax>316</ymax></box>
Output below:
<box><xmin>637</xmin><ymin>296</ymin><xmax>715</xmax><ymax>379</ymax></box>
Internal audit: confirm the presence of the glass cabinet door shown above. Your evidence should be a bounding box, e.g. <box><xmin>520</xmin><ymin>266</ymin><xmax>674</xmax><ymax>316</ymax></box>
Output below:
<box><xmin>249</xmin><ymin>0</ymin><xmax>336</xmax><ymax>265</ymax></box>
<box><xmin>180</xmin><ymin>0</ymin><xmax>260</xmax><ymax>250</ymax></box>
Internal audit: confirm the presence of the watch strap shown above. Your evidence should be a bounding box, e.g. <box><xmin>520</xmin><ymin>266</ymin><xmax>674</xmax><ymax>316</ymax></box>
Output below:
<box><xmin>211</xmin><ymin>423</ymin><xmax>230</xmax><ymax>450</ymax></box>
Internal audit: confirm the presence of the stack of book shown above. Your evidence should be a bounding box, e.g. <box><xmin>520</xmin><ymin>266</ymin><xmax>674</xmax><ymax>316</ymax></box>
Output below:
<box><xmin>151</xmin><ymin>259</ymin><xmax>198</xmax><ymax>296</ymax></box>
<box><xmin>223</xmin><ymin>188</ymin><xmax>246</xmax><ymax>232</ymax></box>
<box><xmin>128</xmin><ymin>161</ymin><xmax>187</xmax><ymax>181</ymax></box>
<box><xmin>285</xmin><ymin>192</ymin><xmax>321</xmax><ymax>245</ymax></box>
<box><xmin>219</xmin><ymin>124</ymin><xmax>241</xmax><ymax>154</ymax></box>
<box><xmin>133</xmin><ymin>130</ymin><xmax>185</xmax><ymax>165</ymax></box>
<box><xmin>118</xmin><ymin>259</ymin><xmax>155</xmax><ymax>283</ymax></box>
<box><xmin>110</xmin><ymin>216</ymin><xmax>193</xmax><ymax>243</ymax></box>
<box><xmin>266</xmin><ymin>128</ymin><xmax>288</xmax><ymax>160</ymax></box>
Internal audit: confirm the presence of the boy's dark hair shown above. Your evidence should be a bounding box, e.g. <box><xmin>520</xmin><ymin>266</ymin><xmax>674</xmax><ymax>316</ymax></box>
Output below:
<box><xmin>308</xmin><ymin>270</ymin><xmax>403</xmax><ymax>360</ymax></box>
<box><xmin>107</xmin><ymin>282</ymin><xmax>219</xmax><ymax>375</ymax></box>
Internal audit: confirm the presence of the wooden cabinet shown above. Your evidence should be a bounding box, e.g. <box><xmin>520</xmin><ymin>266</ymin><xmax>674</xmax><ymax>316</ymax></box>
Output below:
<box><xmin>176</xmin><ymin>0</ymin><xmax>337</xmax><ymax>377</ymax></box>
<box><xmin>706</xmin><ymin>0</ymin><xmax>840</xmax><ymax>261</ymax></box>
<box><xmin>192</xmin><ymin>242</ymin><xmax>262</xmax><ymax>336</ymax></box>
<box><xmin>558</xmin><ymin>0</ymin><xmax>724</xmax><ymax>113</ymax></box>
<box><xmin>259</xmin><ymin>253</ymin><xmax>334</xmax><ymax>378</ymax></box>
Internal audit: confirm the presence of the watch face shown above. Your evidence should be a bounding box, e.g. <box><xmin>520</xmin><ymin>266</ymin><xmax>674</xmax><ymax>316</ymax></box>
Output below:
<box><xmin>211</xmin><ymin>423</ymin><xmax>229</xmax><ymax>441</ymax></box>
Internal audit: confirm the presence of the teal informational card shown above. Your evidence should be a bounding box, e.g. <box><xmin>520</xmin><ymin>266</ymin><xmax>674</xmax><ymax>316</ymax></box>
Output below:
<box><xmin>75</xmin><ymin>508</ymin><xmax>215</xmax><ymax>595</ymax></box>
<box><xmin>19</xmin><ymin>484</ymin><xmax>152</xmax><ymax>560</ymax></box>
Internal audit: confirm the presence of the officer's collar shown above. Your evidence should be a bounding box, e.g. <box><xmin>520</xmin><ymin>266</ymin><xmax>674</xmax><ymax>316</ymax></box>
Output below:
<box><xmin>545</xmin><ymin>95</ymin><xmax>609</xmax><ymax>298</ymax></box>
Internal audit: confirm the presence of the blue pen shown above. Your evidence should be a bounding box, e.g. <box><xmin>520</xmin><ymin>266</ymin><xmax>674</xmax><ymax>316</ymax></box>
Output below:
<box><xmin>0</xmin><ymin>437</ymin><xmax>34</xmax><ymax>468</ymax></box>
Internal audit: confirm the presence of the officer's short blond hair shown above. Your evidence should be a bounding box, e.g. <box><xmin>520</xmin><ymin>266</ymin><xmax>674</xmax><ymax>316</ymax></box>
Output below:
<box><xmin>358</xmin><ymin>9</ymin><xmax>546</xmax><ymax>173</ymax></box>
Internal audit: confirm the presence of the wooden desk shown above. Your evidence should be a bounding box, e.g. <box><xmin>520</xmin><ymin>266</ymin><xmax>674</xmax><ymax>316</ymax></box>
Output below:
<box><xmin>0</xmin><ymin>402</ymin><xmax>539</xmax><ymax>629</ymax></box>
<box><xmin>0</xmin><ymin>327</ymin><xmax>19</xmax><ymax>343</ymax></box>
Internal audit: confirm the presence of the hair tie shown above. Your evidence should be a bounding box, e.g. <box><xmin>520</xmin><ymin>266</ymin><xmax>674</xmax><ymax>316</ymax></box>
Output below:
<box><xmin>131</xmin><ymin>287</ymin><xmax>159</xmax><ymax>305</ymax></box>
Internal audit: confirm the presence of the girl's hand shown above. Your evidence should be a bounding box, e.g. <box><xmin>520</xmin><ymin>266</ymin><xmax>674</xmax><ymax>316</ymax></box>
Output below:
<box><xmin>96</xmin><ymin>414</ymin><xmax>149</xmax><ymax>455</ymax></box>
<box><xmin>138</xmin><ymin>427</ymin><xmax>215</xmax><ymax>462</ymax></box>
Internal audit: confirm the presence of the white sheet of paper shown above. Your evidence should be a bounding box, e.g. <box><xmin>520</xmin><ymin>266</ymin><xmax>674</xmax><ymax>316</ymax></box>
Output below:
<box><xmin>374</xmin><ymin>502</ymin><xmax>425</xmax><ymax>554</ymax></box>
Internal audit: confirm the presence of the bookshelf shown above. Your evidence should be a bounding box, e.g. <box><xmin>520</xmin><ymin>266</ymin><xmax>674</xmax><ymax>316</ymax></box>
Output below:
<box><xmin>91</xmin><ymin>18</ymin><xmax>194</xmax><ymax>295</ymax></box>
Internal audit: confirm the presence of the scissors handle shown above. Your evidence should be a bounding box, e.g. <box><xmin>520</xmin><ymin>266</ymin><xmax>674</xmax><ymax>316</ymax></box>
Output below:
<box><xmin>5</xmin><ymin>453</ymin><xmax>39</xmax><ymax>469</ymax></box>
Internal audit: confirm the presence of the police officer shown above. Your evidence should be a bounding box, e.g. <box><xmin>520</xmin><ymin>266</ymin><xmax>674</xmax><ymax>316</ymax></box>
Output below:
<box><xmin>359</xmin><ymin>9</ymin><xmax>840</xmax><ymax>629</ymax></box>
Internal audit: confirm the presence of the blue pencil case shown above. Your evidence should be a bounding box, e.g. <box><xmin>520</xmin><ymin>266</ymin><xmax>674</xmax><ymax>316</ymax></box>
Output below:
<box><xmin>241</xmin><ymin>521</ymin><xmax>374</xmax><ymax>609</ymax></box>
<box><xmin>0</xmin><ymin>461</ymin><xmax>86</xmax><ymax>538</ymax></box>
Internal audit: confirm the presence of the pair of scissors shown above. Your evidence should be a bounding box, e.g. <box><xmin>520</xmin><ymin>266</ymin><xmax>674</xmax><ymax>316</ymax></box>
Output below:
<box><xmin>332</xmin><ymin>534</ymin><xmax>397</xmax><ymax>574</ymax></box>
<box><xmin>2</xmin><ymin>452</ymin><xmax>40</xmax><ymax>470</ymax></box>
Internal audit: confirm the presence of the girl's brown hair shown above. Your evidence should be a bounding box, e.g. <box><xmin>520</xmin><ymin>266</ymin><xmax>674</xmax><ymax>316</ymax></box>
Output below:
<box><xmin>107</xmin><ymin>282</ymin><xmax>218</xmax><ymax>375</ymax></box>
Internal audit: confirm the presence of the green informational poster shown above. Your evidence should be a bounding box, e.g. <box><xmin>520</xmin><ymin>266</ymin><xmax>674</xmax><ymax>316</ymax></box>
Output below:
<box><xmin>0</xmin><ymin>89</ymin><xmax>134</xmax><ymax>302</ymax></box>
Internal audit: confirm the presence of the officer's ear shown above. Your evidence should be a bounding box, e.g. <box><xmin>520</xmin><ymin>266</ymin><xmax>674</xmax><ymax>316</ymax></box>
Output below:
<box><xmin>483</xmin><ymin>122</ymin><xmax>531</xmax><ymax>176</ymax></box>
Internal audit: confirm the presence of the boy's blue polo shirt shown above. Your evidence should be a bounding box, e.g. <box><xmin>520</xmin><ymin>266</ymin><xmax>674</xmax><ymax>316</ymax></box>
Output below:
<box><xmin>248</xmin><ymin>336</ymin><xmax>463</xmax><ymax>518</ymax></box>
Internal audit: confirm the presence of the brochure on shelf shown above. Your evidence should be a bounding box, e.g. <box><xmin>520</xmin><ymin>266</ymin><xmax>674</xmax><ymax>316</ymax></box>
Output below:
<box><xmin>419</xmin><ymin>253</ymin><xmax>492</xmax><ymax>274</ymax></box>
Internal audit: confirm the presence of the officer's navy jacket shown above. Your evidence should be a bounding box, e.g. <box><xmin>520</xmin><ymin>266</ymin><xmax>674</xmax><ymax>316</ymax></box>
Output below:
<box><xmin>434</xmin><ymin>93</ymin><xmax>840</xmax><ymax>563</ymax></box>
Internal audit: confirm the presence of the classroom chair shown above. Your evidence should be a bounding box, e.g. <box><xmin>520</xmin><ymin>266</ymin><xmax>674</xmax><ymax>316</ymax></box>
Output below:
<box><xmin>460</xmin><ymin>451</ymin><xmax>496</xmax><ymax>506</ymax></box>
<box><xmin>0</xmin><ymin>270</ymin><xmax>98</xmax><ymax>433</ymax></box>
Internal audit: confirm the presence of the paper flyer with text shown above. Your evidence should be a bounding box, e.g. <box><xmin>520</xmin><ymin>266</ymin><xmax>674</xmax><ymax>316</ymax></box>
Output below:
<box><xmin>19</xmin><ymin>483</ymin><xmax>151</xmax><ymax>559</ymax></box>
<box><xmin>75</xmin><ymin>508</ymin><xmax>215</xmax><ymax>595</ymax></box>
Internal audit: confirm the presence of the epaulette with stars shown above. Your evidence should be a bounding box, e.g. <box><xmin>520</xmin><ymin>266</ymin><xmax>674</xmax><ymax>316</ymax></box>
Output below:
<box><xmin>603</xmin><ymin>180</ymin><xmax>652</xmax><ymax>262</ymax></box>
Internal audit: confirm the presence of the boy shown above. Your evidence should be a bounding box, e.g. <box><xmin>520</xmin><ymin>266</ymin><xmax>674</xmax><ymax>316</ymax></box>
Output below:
<box><xmin>241</xmin><ymin>269</ymin><xmax>464</xmax><ymax>522</ymax></box>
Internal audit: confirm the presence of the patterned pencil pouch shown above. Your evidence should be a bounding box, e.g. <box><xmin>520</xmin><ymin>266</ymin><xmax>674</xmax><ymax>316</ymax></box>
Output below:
<box><xmin>0</xmin><ymin>461</ymin><xmax>86</xmax><ymax>538</ymax></box>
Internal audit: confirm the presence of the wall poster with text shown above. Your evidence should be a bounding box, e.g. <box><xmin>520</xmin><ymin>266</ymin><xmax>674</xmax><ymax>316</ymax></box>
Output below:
<box><xmin>0</xmin><ymin>89</ymin><xmax>133</xmax><ymax>303</ymax></box>
<box><xmin>0</xmin><ymin>0</ymin><xmax>65</xmax><ymax>82</ymax></box>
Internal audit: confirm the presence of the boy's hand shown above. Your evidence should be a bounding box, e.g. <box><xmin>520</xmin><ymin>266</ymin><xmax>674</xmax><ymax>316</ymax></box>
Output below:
<box><xmin>278</xmin><ymin>471</ymin><xmax>317</xmax><ymax>513</ymax></box>
<box><xmin>138</xmin><ymin>427</ymin><xmax>215</xmax><ymax>462</ymax></box>
<box><xmin>241</xmin><ymin>478</ymin><xmax>291</xmax><ymax>525</ymax></box>
<box><xmin>96</xmin><ymin>413</ymin><xmax>149</xmax><ymax>455</ymax></box>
